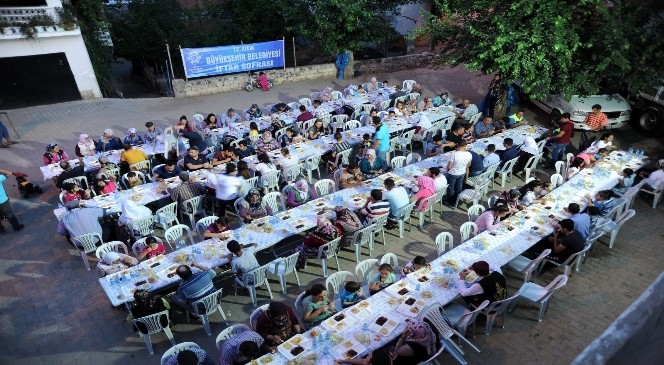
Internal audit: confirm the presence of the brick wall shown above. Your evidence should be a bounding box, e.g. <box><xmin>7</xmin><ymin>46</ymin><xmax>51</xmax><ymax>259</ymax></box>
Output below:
<box><xmin>172</xmin><ymin>53</ymin><xmax>437</xmax><ymax>98</ymax></box>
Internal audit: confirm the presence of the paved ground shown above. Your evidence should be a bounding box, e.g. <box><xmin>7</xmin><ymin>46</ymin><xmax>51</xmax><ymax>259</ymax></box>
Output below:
<box><xmin>1</xmin><ymin>67</ymin><xmax>663</xmax><ymax>365</ymax></box>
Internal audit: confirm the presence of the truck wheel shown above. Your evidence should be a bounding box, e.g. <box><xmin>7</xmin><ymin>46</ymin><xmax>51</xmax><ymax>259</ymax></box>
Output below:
<box><xmin>637</xmin><ymin>106</ymin><xmax>664</xmax><ymax>137</ymax></box>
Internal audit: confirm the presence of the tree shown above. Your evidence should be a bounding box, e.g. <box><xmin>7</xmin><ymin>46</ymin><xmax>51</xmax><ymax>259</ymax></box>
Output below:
<box><xmin>283</xmin><ymin>0</ymin><xmax>408</xmax><ymax>55</ymax></box>
<box><xmin>416</xmin><ymin>0</ymin><xmax>664</xmax><ymax>98</ymax></box>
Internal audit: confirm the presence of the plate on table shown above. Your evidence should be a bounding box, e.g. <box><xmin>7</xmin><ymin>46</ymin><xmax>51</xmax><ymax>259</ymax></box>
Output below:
<box><xmin>157</xmin><ymin>265</ymin><xmax>179</xmax><ymax>281</ymax></box>
<box><xmin>277</xmin><ymin>334</ymin><xmax>312</xmax><ymax>360</ymax></box>
<box><xmin>397</xmin><ymin>297</ymin><xmax>427</xmax><ymax>317</ymax></box>
<box><xmin>289</xmin><ymin>218</ymin><xmax>310</xmax><ymax>230</ymax></box>
<box><xmin>310</xmin><ymin>199</ymin><xmax>329</xmax><ymax>209</ymax></box>
<box><xmin>277</xmin><ymin>211</ymin><xmax>293</xmax><ymax>220</ymax></box>
<box><xmin>385</xmin><ymin>280</ymin><xmax>415</xmax><ymax>298</ymax></box>
<box><xmin>368</xmin><ymin>313</ymin><xmax>400</xmax><ymax>336</ymax></box>
<box><xmin>433</xmin><ymin>277</ymin><xmax>452</xmax><ymax>288</ymax></box>
<box><xmin>330</xmin><ymin>338</ymin><xmax>366</xmax><ymax>360</ymax></box>
<box><xmin>321</xmin><ymin>312</ymin><xmax>354</xmax><ymax>333</ymax></box>
<box><xmin>141</xmin><ymin>255</ymin><xmax>166</xmax><ymax>269</ymax></box>
<box><xmin>348</xmin><ymin>300</ymin><xmax>373</xmax><ymax>321</ymax></box>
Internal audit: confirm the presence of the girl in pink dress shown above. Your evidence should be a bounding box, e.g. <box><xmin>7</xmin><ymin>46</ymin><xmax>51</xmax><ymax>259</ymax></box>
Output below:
<box><xmin>258</xmin><ymin>72</ymin><xmax>270</xmax><ymax>91</ymax></box>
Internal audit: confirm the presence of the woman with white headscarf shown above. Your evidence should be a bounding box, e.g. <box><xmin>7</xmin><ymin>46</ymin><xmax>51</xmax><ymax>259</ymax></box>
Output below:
<box><xmin>117</xmin><ymin>200</ymin><xmax>153</xmax><ymax>242</ymax></box>
<box><xmin>515</xmin><ymin>136</ymin><xmax>539</xmax><ymax>171</ymax></box>
<box><xmin>359</xmin><ymin>149</ymin><xmax>389</xmax><ymax>177</ymax></box>
<box><xmin>97</xmin><ymin>251</ymin><xmax>138</xmax><ymax>277</ymax></box>
<box><xmin>75</xmin><ymin>133</ymin><xmax>97</xmax><ymax>157</ymax></box>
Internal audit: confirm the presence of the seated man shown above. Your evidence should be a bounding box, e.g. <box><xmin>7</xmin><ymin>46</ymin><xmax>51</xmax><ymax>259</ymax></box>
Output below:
<box><xmin>218</xmin><ymin>330</ymin><xmax>267</xmax><ymax>365</ymax></box>
<box><xmin>455</xmin><ymin>261</ymin><xmax>507</xmax><ymax>307</ymax></box>
<box><xmin>234</xmin><ymin>140</ymin><xmax>254</xmax><ymax>160</ymax></box>
<box><xmin>124</xmin><ymin>171</ymin><xmax>144</xmax><ymax>188</ymax></box>
<box><xmin>483</xmin><ymin>144</ymin><xmax>500</xmax><ymax>168</ymax></box>
<box><xmin>143</xmin><ymin>122</ymin><xmax>163</xmax><ymax>145</ymax></box>
<box><xmin>473</xmin><ymin>116</ymin><xmax>496</xmax><ymax>139</ymax></box>
<box><xmin>162</xmin><ymin>345</ymin><xmax>216</xmax><ymax>365</ymax></box>
<box><xmin>497</xmin><ymin>138</ymin><xmax>519</xmax><ymax>166</ymax></box>
<box><xmin>56</xmin><ymin>158</ymin><xmax>86</xmax><ymax>189</ymax></box>
<box><xmin>183</xmin><ymin>146</ymin><xmax>210</xmax><ymax>171</ymax></box>
<box><xmin>172</xmin><ymin>263</ymin><xmax>217</xmax><ymax>312</ymax></box>
<box><xmin>296</xmin><ymin>105</ymin><xmax>314</xmax><ymax>123</ymax></box>
<box><xmin>123</xmin><ymin>128</ymin><xmax>144</xmax><ymax>146</ymax></box>
<box><xmin>211</xmin><ymin>146</ymin><xmax>236</xmax><ymax>166</ymax></box>
<box><xmin>57</xmin><ymin>199</ymin><xmax>113</xmax><ymax>243</ymax></box>
<box><xmin>220</xmin><ymin>108</ymin><xmax>241</xmax><ymax>126</ymax></box>
<box><xmin>639</xmin><ymin>159</ymin><xmax>664</xmax><ymax>190</ymax></box>
<box><xmin>203</xmin><ymin>216</ymin><xmax>230</xmax><ymax>238</ymax></box>
<box><xmin>525</xmin><ymin>219</ymin><xmax>585</xmax><ymax>265</ymax></box>
<box><xmin>153</xmin><ymin>159</ymin><xmax>181</xmax><ymax>181</ymax></box>
<box><xmin>453</xmin><ymin>99</ymin><xmax>479</xmax><ymax>122</ymax></box>
<box><xmin>120</xmin><ymin>143</ymin><xmax>148</xmax><ymax>167</ymax></box>
<box><xmin>168</xmin><ymin>171</ymin><xmax>206</xmax><ymax>210</ymax></box>
<box><xmin>426</xmin><ymin>135</ymin><xmax>445</xmax><ymax>157</ymax></box>
<box><xmin>271</xmin><ymin>102</ymin><xmax>291</xmax><ymax>113</ymax></box>
<box><xmin>383</xmin><ymin>178</ymin><xmax>409</xmax><ymax>229</ymax></box>
<box><xmin>441</xmin><ymin>124</ymin><xmax>466</xmax><ymax>153</ymax></box>
<box><xmin>507</xmin><ymin>109</ymin><xmax>527</xmax><ymax>128</ymax></box>
<box><xmin>468</xmin><ymin>150</ymin><xmax>484</xmax><ymax>177</ymax></box>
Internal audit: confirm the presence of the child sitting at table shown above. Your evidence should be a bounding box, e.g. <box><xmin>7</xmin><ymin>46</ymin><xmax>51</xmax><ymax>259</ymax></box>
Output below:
<box><xmin>536</xmin><ymin>182</ymin><xmax>552</xmax><ymax>199</ymax></box>
<box><xmin>357</xmin><ymin>133</ymin><xmax>373</xmax><ymax>161</ymax></box>
<box><xmin>227</xmin><ymin>240</ymin><xmax>259</xmax><ymax>281</ymax></box>
<box><xmin>369</xmin><ymin>263</ymin><xmax>396</xmax><ymax>295</ymax></box>
<box><xmin>400</xmin><ymin>256</ymin><xmax>430</xmax><ymax>278</ymax></box>
<box><xmin>125</xmin><ymin>171</ymin><xmax>143</xmax><ymax>188</ymax></box>
<box><xmin>338</xmin><ymin>281</ymin><xmax>363</xmax><ymax>308</ymax></box>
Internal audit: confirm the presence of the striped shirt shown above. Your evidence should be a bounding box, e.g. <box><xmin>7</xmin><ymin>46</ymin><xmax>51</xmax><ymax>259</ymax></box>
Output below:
<box><xmin>176</xmin><ymin>270</ymin><xmax>216</xmax><ymax>303</ymax></box>
<box><xmin>333</xmin><ymin>141</ymin><xmax>351</xmax><ymax>154</ymax></box>
<box><xmin>169</xmin><ymin>181</ymin><xmax>206</xmax><ymax>208</ymax></box>
<box><xmin>219</xmin><ymin>331</ymin><xmax>264</xmax><ymax>365</ymax></box>
<box><xmin>362</xmin><ymin>199</ymin><xmax>391</xmax><ymax>221</ymax></box>
<box><xmin>584</xmin><ymin>112</ymin><xmax>608</xmax><ymax>130</ymax></box>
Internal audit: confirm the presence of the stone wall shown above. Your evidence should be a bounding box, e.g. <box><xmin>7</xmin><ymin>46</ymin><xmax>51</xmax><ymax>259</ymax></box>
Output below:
<box><xmin>571</xmin><ymin>272</ymin><xmax>664</xmax><ymax>365</ymax></box>
<box><xmin>353</xmin><ymin>52</ymin><xmax>436</xmax><ymax>74</ymax></box>
<box><xmin>173</xmin><ymin>63</ymin><xmax>337</xmax><ymax>98</ymax></box>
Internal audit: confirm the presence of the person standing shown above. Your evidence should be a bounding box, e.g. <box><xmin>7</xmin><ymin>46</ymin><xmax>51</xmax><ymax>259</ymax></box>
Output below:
<box><xmin>372</xmin><ymin>117</ymin><xmax>391</xmax><ymax>163</ymax></box>
<box><xmin>579</xmin><ymin>104</ymin><xmax>608</xmax><ymax>150</ymax></box>
<box><xmin>546</xmin><ymin>112</ymin><xmax>574</xmax><ymax>167</ymax></box>
<box><xmin>446</xmin><ymin>140</ymin><xmax>472</xmax><ymax>205</ymax></box>
<box><xmin>0</xmin><ymin>169</ymin><xmax>24</xmax><ymax>233</ymax></box>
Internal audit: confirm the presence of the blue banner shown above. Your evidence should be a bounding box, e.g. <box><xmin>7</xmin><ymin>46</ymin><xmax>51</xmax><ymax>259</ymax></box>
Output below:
<box><xmin>180</xmin><ymin>40</ymin><xmax>285</xmax><ymax>79</ymax></box>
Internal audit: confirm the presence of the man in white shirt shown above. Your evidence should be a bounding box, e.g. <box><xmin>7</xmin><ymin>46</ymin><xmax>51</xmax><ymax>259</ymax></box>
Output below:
<box><xmin>383</xmin><ymin>177</ymin><xmax>409</xmax><ymax>229</ymax></box>
<box><xmin>446</xmin><ymin>140</ymin><xmax>472</xmax><ymax>204</ymax></box>
<box><xmin>483</xmin><ymin>144</ymin><xmax>500</xmax><ymax>168</ymax></box>
<box><xmin>210</xmin><ymin>163</ymin><xmax>242</xmax><ymax>217</ymax></box>
<box><xmin>276</xmin><ymin>147</ymin><xmax>300</xmax><ymax>182</ymax></box>
<box><xmin>427</xmin><ymin>167</ymin><xmax>447</xmax><ymax>192</ymax></box>
<box><xmin>640</xmin><ymin>159</ymin><xmax>664</xmax><ymax>190</ymax></box>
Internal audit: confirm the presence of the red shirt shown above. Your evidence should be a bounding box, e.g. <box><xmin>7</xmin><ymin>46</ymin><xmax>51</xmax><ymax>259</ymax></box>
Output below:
<box><xmin>585</xmin><ymin>112</ymin><xmax>608</xmax><ymax>130</ymax></box>
<box><xmin>141</xmin><ymin>243</ymin><xmax>166</xmax><ymax>259</ymax></box>
<box><xmin>556</xmin><ymin>121</ymin><xmax>574</xmax><ymax>144</ymax></box>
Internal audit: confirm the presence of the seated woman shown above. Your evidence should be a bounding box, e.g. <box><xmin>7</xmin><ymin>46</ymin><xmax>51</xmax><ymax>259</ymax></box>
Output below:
<box><xmin>248</xmin><ymin>121</ymin><xmax>260</xmax><ymax>137</ymax></box>
<box><xmin>43</xmin><ymin>143</ymin><xmax>68</xmax><ymax>165</ymax></box>
<box><xmin>420</xmin><ymin>97</ymin><xmax>434</xmax><ymax>111</ymax></box>
<box><xmin>474</xmin><ymin>205</ymin><xmax>510</xmax><ymax>233</ymax></box>
<box><xmin>339</xmin><ymin>163</ymin><xmax>364</xmax><ymax>189</ymax></box>
<box><xmin>359</xmin><ymin>149</ymin><xmax>389</xmax><ymax>177</ymax></box>
<box><xmin>62</xmin><ymin>182</ymin><xmax>91</xmax><ymax>203</ymax></box>
<box><xmin>330</xmin><ymin>206</ymin><xmax>363</xmax><ymax>248</ymax></box>
<box><xmin>409</xmin><ymin>176</ymin><xmax>435</xmax><ymax>212</ymax></box>
<box><xmin>255</xmin><ymin>131</ymin><xmax>280</xmax><ymax>153</ymax></box>
<box><xmin>137</xmin><ymin>236</ymin><xmax>166</xmax><ymax>260</ymax></box>
<box><xmin>255</xmin><ymin>301</ymin><xmax>301</xmax><ymax>349</ymax></box>
<box><xmin>245</xmin><ymin>104</ymin><xmax>262</xmax><ymax>120</ymax></box>
<box><xmin>301</xmin><ymin>283</ymin><xmax>335</xmax><ymax>329</ymax></box>
<box><xmin>395</xmin><ymin>101</ymin><xmax>411</xmax><ymax>116</ymax></box>
<box><xmin>307</xmin><ymin>119</ymin><xmax>326</xmax><ymax>140</ymax></box>
<box><xmin>284</xmin><ymin>178</ymin><xmax>316</xmax><ymax>209</ymax></box>
<box><xmin>295</xmin><ymin>218</ymin><xmax>342</xmax><ymax>270</ymax></box>
<box><xmin>518</xmin><ymin>179</ymin><xmax>543</xmax><ymax>207</ymax></box>
<box><xmin>126</xmin><ymin>290</ymin><xmax>169</xmax><ymax>334</ymax></box>
<box><xmin>117</xmin><ymin>200</ymin><xmax>153</xmax><ymax>243</ymax></box>
<box><xmin>496</xmin><ymin>188</ymin><xmax>523</xmax><ymax>215</ymax></box>
<box><xmin>94</xmin><ymin>178</ymin><xmax>117</xmax><ymax>195</ymax></box>
<box><xmin>238</xmin><ymin>188</ymin><xmax>273</xmax><ymax>223</ymax></box>
<box><xmin>97</xmin><ymin>251</ymin><xmax>138</xmax><ymax>277</ymax></box>
<box><xmin>76</xmin><ymin>133</ymin><xmax>97</xmax><ymax>157</ymax></box>
<box><xmin>254</xmin><ymin>153</ymin><xmax>278</xmax><ymax>186</ymax></box>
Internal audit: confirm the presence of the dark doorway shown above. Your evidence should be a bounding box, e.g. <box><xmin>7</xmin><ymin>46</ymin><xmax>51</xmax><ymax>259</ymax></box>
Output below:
<box><xmin>0</xmin><ymin>52</ymin><xmax>81</xmax><ymax>109</ymax></box>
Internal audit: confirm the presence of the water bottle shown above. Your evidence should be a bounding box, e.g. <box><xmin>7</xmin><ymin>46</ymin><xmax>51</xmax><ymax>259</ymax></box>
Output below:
<box><xmin>362</xmin><ymin>322</ymin><xmax>369</xmax><ymax>331</ymax></box>
<box><xmin>312</xmin><ymin>336</ymin><xmax>318</xmax><ymax>349</ymax></box>
<box><xmin>175</xmin><ymin>239</ymin><xmax>185</xmax><ymax>250</ymax></box>
<box><xmin>416</xmin><ymin>283</ymin><xmax>421</xmax><ymax>292</ymax></box>
<box><xmin>318</xmin><ymin>333</ymin><xmax>324</xmax><ymax>345</ymax></box>
<box><xmin>627</xmin><ymin>147</ymin><xmax>633</xmax><ymax>155</ymax></box>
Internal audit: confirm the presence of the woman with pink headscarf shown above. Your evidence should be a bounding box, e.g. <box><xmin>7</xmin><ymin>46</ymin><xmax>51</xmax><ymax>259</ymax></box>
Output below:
<box><xmin>284</xmin><ymin>177</ymin><xmax>316</xmax><ymax>208</ymax></box>
<box><xmin>410</xmin><ymin>175</ymin><xmax>436</xmax><ymax>211</ymax></box>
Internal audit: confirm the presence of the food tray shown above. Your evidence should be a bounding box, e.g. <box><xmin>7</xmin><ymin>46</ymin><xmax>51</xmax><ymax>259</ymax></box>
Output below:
<box><xmin>321</xmin><ymin>312</ymin><xmax>354</xmax><ymax>333</ymax></box>
<box><xmin>141</xmin><ymin>255</ymin><xmax>166</xmax><ymax>270</ymax></box>
<box><xmin>157</xmin><ymin>264</ymin><xmax>179</xmax><ymax>281</ymax></box>
<box><xmin>330</xmin><ymin>337</ymin><xmax>366</xmax><ymax>360</ymax></box>
<box><xmin>396</xmin><ymin>297</ymin><xmax>427</xmax><ymax>317</ymax></box>
<box><xmin>347</xmin><ymin>300</ymin><xmax>373</xmax><ymax>321</ymax></box>
<box><xmin>385</xmin><ymin>280</ymin><xmax>415</xmax><ymax>298</ymax></box>
<box><xmin>277</xmin><ymin>334</ymin><xmax>312</xmax><ymax>360</ymax></box>
<box><xmin>368</xmin><ymin>313</ymin><xmax>400</xmax><ymax>337</ymax></box>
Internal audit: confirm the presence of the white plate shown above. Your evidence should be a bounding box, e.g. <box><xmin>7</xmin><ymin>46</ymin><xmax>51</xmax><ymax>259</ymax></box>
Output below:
<box><xmin>384</xmin><ymin>280</ymin><xmax>415</xmax><ymax>298</ymax></box>
<box><xmin>321</xmin><ymin>312</ymin><xmax>355</xmax><ymax>333</ymax></box>
<box><xmin>277</xmin><ymin>334</ymin><xmax>312</xmax><ymax>360</ymax></box>
<box><xmin>368</xmin><ymin>313</ymin><xmax>400</xmax><ymax>337</ymax></box>
<box><xmin>347</xmin><ymin>300</ymin><xmax>373</xmax><ymax>321</ymax></box>
<box><xmin>330</xmin><ymin>337</ymin><xmax>366</xmax><ymax>360</ymax></box>
<box><xmin>396</xmin><ymin>297</ymin><xmax>427</xmax><ymax>317</ymax></box>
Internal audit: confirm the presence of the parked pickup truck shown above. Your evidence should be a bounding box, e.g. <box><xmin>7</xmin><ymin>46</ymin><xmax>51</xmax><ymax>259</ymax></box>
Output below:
<box><xmin>625</xmin><ymin>82</ymin><xmax>664</xmax><ymax>137</ymax></box>
<box><xmin>530</xmin><ymin>94</ymin><xmax>631</xmax><ymax>130</ymax></box>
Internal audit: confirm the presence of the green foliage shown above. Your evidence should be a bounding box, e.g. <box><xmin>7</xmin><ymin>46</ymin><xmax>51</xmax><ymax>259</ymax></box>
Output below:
<box><xmin>226</xmin><ymin>0</ymin><xmax>289</xmax><ymax>42</ymax></box>
<box><xmin>417</xmin><ymin>0</ymin><xmax>664</xmax><ymax>98</ymax></box>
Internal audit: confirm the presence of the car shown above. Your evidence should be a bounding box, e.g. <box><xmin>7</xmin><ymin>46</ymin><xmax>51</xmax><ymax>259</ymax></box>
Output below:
<box><xmin>530</xmin><ymin>94</ymin><xmax>631</xmax><ymax>130</ymax></box>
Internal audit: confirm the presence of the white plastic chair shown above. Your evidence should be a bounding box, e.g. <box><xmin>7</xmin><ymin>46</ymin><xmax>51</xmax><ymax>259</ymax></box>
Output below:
<box><xmin>325</xmin><ymin>270</ymin><xmax>353</xmax><ymax>302</ymax></box>
<box><xmin>234</xmin><ymin>264</ymin><xmax>273</xmax><ymax>307</ymax></box>
<box><xmin>182</xmin><ymin>195</ymin><xmax>206</xmax><ymax>229</ymax></box>
<box><xmin>249</xmin><ymin>304</ymin><xmax>269</xmax><ymax>331</ymax></box>
<box><xmin>63</xmin><ymin>175</ymin><xmax>89</xmax><ymax>190</ymax></box>
<box><xmin>523</xmin><ymin>153</ymin><xmax>544</xmax><ymax>182</ymax></box>
<box><xmin>95</xmin><ymin>241</ymin><xmax>128</xmax><ymax>260</ymax></box>
<box><xmin>622</xmin><ymin>181</ymin><xmax>643</xmax><ymax>208</ymax></box>
<box><xmin>132</xmin><ymin>310</ymin><xmax>175</xmax><ymax>354</ymax></box>
<box><xmin>394</xmin><ymin>201</ymin><xmax>417</xmax><ymax>238</ymax></box>
<box><xmin>195</xmin><ymin>215</ymin><xmax>218</xmax><ymax>240</ymax></box>
<box><xmin>294</xmin><ymin>291</ymin><xmax>308</xmax><ymax>328</ymax></box>
<box><xmin>160</xmin><ymin>342</ymin><xmax>199</xmax><ymax>365</ymax></box>
<box><xmin>550</xmin><ymin>173</ymin><xmax>564</xmax><ymax>188</ymax></box>
<box><xmin>215</xmin><ymin>324</ymin><xmax>251</xmax><ymax>352</ymax></box>
<box><xmin>468</xmin><ymin>112</ymin><xmax>482</xmax><ymax>125</ymax></box>
<box><xmin>262</xmin><ymin>170</ymin><xmax>282</xmax><ymax>192</ymax></box>
<box><xmin>537</xmin><ymin>244</ymin><xmax>591</xmax><ymax>278</ymax></box>
<box><xmin>380</xmin><ymin>253</ymin><xmax>399</xmax><ymax>273</ymax></box>
<box><xmin>267</xmin><ymin>252</ymin><xmax>301</xmax><ymax>294</ymax></box>
<box><xmin>132</xmin><ymin>238</ymin><xmax>149</xmax><ymax>257</ymax></box>
<box><xmin>390</xmin><ymin>156</ymin><xmax>406</xmax><ymax>169</ymax></box>
<box><xmin>496</xmin><ymin>157</ymin><xmax>519</xmax><ymax>187</ymax></box>
<box><xmin>466</xmin><ymin>204</ymin><xmax>485</xmax><ymax>222</ymax></box>
<box><xmin>164</xmin><ymin>224</ymin><xmax>196</xmax><ymax>250</ymax></box>
<box><xmin>435</xmin><ymin>232</ymin><xmax>454</xmax><ymax>257</ymax></box>
<box><xmin>422</xmin><ymin>305</ymin><xmax>476</xmax><ymax>363</ymax></box>
<box><xmin>186</xmin><ymin>288</ymin><xmax>228</xmax><ymax>336</ymax></box>
<box><xmin>479</xmin><ymin>293</ymin><xmax>521</xmax><ymax>335</ymax></box>
<box><xmin>262</xmin><ymin>191</ymin><xmax>285</xmax><ymax>213</ymax></box>
<box><xmin>416</xmin><ymin>193</ymin><xmax>439</xmax><ymax>228</ymax></box>
<box><xmin>508</xmin><ymin>274</ymin><xmax>568</xmax><ymax>321</ymax></box>
<box><xmin>130</xmin><ymin>216</ymin><xmax>155</xmax><ymax>238</ymax></box>
<box><xmin>554</xmin><ymin>160</ymin><xmax>566</xmax><ymax>176</ymax></box>
<box><xmin>380</xmin><ymin>100</ymin><xmax>391</xmax><ymax>111</ymax></box>
<box><xmin>639</xmin><ymin>179</ymin><xmax>664</xmax><ymax>208</ymax></box>
<box><xmin>455</xmin><ymin>180</ymin><xmax>489</xmax><ymax>208</ymax></box>
<box><xmin>314</xmin><ymin>179</ymin><xmax>336</xmax><ymax>197</ymax></box>
<box><xmin>313</xmin><ymin>237</ymin><xmax>342</xmax><ymax>277</ymax></box>
<box><xmin>345</xmin><ymin>120</ymin><xmax>361</xmax><ymax>130</ymax></box>
<box><xmin>600</xmin><ymin>208</ymin><xmax>636</xmax><ymax>249</ymax></box>
<box><xmin>459</xmin><ymin>222</ymin><xmax>478</xmax><ymax>242</ymax></box>
<box><xmin>402</xmin><ymin>80</ymin><xmax>417</xmax><ymax>91</ymax></box>
<box><xmin>121</xmin><ymin>171</ymin><xmax>146</xmax><ymax>189</ymax></box>
<box><xmin>129</xmin><ymin>159</ymin><xmax>151</xmax><ymax>174</ymax></box>
<box><xmin>405</xmin><ymin>152</ymin><xmax>421</xmax><ymax>165</ymax></box>
<box><xmin>487</xmin><ymin>194</ymin><xmax>499</xmax><ymax>209</ymax></box>
<box><xmin>72</xmin><ymin>232</ymin><xmax>103</xmax><ymax>270</ymax></box>
<box><xmin>351</xmin><ymin>224</ymin><xmax>375</xmax><ymax>263</ymax></box>
<box><xmin>443</xmin><ymin>300</ymin><xmax>490</xmax><ymax>339</ymax></box>
<box><xmin>299</xmin><ymin>98</ymin><xmax>312</xmax><ymax>107</ymax></box>
<box><xmin>371</xmin><ymin>214</ymin><xmax>389</xmax><ymax>249</ymax></box>
<box><xmin>505</xmin><ymin>249</ymin><xmax>551</xmax><ymax>284</ymax></box>
<box><xmin>154</xmin><ymin>202</ymin><xmax>179</xmax><ymax>230</ymax></box>
<box><xmin>287</xmin><ymin>102</ymin><xmax>300</xmax><ymax>110</ymax></box>
<box><xmin>304</xmin><ymin>154</ymin><xmax>322</xmax><ymax>183</ymax></box>
<box><xmin>354</xmin><ymin>259</ymin><xmax>379</xmax><ymax>285</ymax></box>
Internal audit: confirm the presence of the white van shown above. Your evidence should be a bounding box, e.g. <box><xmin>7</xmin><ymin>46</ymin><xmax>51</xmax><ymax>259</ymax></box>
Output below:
<box><xmin>530</xmin><ymin>94</ymin><xmax>631</xmax><ymax>130</ymax></box>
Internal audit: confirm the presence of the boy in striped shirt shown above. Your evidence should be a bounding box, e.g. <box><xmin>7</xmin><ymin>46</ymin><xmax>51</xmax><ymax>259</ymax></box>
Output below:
<box><xmin>360</xmin><ymin>189</ymin><xmax>390</xmax><ymax>225</ymax></box>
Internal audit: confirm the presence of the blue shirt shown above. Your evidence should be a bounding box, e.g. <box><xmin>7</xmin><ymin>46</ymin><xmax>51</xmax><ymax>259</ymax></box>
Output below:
<box><xmin>569</xmin><ymin>213</ymin><xmax>591</xmax><ymax>240</ymax></box>
<box><xmin>483</xmin><ymin>152</ymin><xmax>500</xmax><ymax>168</ymax></box>
<box><xmin>374</xmin><ymin>123</ymin><xmax>390</xmax><ymax>152</ymax></box>
<box><xmin>385</xmin><ymin>186</ymin><xmax>409</xmax><ymax>217</ymax></box>
<box><xmin>594</xmin><ymin>198</ymin><xmax>615</xmax><ymax>217</ymax></box>
<box><xmin>0</xmin><ymin>175</ymin><xmax>9</xmax><ymax>204</ymax></box>
<box><xmin>177</xmin><ymin>270</ymin><xmax>216</xmax><ymax>303</ymax></box>
<box><xmin>500</xmin><ymin>146</ymin><xmax>519</xmax><ymax>165</ymax></box>
<box><xmin>469</xmin><ymin>151</ymin><xmax>484</xmax><ymax>174</ymax></box>
<box><xmin>154</xmin><ymin>165</ymin><xmax>181</xmax><ymax>179</ymax></box>
<box><xmin>473</xmin><ymin>122</ymin><xmax>494</xmax><ymax>138</ymax></box>
<box><xmin>339</xmin><ymin>288</ymin><xmax>361</xmax><ymax>307</ymax></box>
